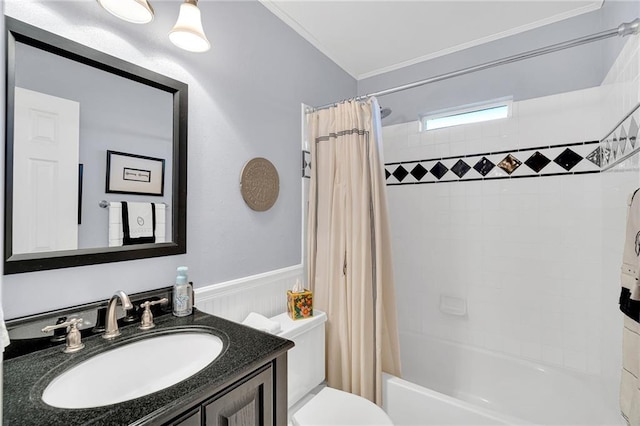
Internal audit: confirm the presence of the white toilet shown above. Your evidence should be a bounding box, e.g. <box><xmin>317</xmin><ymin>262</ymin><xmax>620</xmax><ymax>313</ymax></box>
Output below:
<box><xmin>270</xmin><ymin>311</ymin><xmax>393</xmax><ymax>426</ymax></box>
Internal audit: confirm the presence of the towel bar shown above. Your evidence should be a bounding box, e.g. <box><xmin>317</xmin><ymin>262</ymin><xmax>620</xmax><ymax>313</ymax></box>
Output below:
<box><xmin>99</xmin><ymin>200</ymin><xmax>167</xmax><ymax>208</ymax></box>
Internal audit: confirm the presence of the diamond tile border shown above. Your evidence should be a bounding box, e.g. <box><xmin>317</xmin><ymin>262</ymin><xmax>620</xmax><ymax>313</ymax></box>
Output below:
<box><xmin>497</xmin><ymin>154</ymin><xmax>521</xmax><ymax>175</ymax></box>
<box><xmin>385</xmin><ymin>141</ymin><xmax>601</xmax><ymax>185</ymax></box>
<box><xmin>410</xmin><ymin>164</ymin><xmax>428</xmax><ymax>181</ymax></box>
<box><xmin>600</xmin><ymin>102</ymin><xmax>640</xmax><ymax>170</ymax></box>
<box><xmin>451</xmin><ymin>159</ymin><xmax>471</xmax><ymax>178</ymax></box>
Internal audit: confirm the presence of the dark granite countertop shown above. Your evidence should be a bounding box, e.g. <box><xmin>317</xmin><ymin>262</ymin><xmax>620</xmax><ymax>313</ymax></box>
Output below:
<box><xmin>3</xmin><ymin>308</ymin><xmax>294</xmax><ymax>425</ymax></box>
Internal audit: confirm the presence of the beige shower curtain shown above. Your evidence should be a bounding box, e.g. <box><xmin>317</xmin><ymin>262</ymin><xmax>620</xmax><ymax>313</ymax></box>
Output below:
<box><xmin>307</xmin><ymin>98</ymin><xmax>401</xmax><ymax>406</ymax></box>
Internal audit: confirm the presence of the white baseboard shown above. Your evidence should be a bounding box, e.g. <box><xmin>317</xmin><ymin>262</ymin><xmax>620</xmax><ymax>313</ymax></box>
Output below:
<box><xmin>194</xmin><ymin>264</ymin><xmax>304</xmax><ymax>323</ymax></box>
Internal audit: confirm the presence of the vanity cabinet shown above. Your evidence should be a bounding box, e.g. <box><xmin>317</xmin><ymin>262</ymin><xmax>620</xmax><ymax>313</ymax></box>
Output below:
<box><xmin>4</xmin><ymin>309</ymin><xmax>293</xmax><ymax>426</ymax></box>
<box><xmin>166</xmin><ymin>361</ymin><xmax>279</xmax><ymax>426</ymax></box>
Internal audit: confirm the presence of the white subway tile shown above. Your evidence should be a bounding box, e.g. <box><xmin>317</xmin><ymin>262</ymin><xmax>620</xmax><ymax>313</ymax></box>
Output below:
<box><xmin>449</xmin><ymin>125</ymin><xmax>466</xmax><ymax>143</ymax></box>
<box><xmin>431</xmin><ymin>128</ymin><xmax>450</xmax><ymax>144</ymax></box>
<box><xmin>563</xmin><ymin>325</ymin><xmax>588</xmax><ymax>352</ymax></box>
<box><xmin>542</xmin><ymin>345</ymin><xmax>564</xmax><ymax>366</ymax></box>
<box><xmin>435</xmin><ymin>142</ymin><xmax>451</xmax><ymax>158</ymax></box>
<box><xmin>541</xmin><ymin>326</ymin><xmax>563</xmax><ymax>347</ymax></box>
<box><xmin>407</xmin><ymin>132</ymin><xmax>420</xmax><ymax>147</ymax></box>
<box><xmin>420</xmin><ymin>128</ymin><xmax>434</xmax><ymax>146</ymax></box>
<box><xmin>503</xmin><ymin>338</ymin><xmax>522</xmax><ymax>357</ymax></box>
<box><xmin>449</xmin><ymin>141</ymin><xmax>466</xmax><ymax>157</ymax></box>
<box><xmin>521</xmin><ymin>341</ymin><xmax>542</xmax><ymax>361</ymax></box>
<box><xmin>464</xmin><ymin>122</ymin><xmax>484</xmax><ymax>141</ymax></box>
<box><xmin>484</xmin><ymin>333</ymin><xmax>504</xmax><ymax>353</ymax></box>
<box><xmin>564</xmin><ymin>350</ymin><xmax>588</xmax><ymax>372</ymax></box>
<box><xmin>481</xmin><ymin>120</ymin><xmax>501</xmax><ymax>139</ymax></box>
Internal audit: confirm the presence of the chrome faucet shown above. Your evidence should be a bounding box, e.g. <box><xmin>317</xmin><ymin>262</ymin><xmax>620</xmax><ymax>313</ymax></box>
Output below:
<box><xmin>103</xmin><ymin>290</ymin><xmax>133</xmax><ymax>340</ymax></box>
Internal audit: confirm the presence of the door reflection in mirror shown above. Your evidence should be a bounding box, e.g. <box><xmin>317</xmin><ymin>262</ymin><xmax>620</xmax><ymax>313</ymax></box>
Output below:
<box><xmin>13</xmin><ymin>87</ymin><xmax>80</xmax><ymax>254</ymax></box>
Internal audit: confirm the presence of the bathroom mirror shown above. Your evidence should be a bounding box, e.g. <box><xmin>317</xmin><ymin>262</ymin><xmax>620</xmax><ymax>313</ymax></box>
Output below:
<box><xmin>4</xmin><ymin>17</ymin><xmax>188</xmax><ymax>274</ymax></box>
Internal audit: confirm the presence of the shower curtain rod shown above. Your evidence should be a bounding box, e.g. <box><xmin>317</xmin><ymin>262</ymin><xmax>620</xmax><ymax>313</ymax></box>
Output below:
<box><xmin>310</xmin><ymin>18</ymin><xmax>640</xmax><ymax>113</ymax></box>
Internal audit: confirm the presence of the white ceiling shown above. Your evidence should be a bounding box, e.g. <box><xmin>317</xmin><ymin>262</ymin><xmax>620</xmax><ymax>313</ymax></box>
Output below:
<box><xmin>260</xmin><ymin>0</ymin><xmax>603</xmax><ymax>80</ymax></box>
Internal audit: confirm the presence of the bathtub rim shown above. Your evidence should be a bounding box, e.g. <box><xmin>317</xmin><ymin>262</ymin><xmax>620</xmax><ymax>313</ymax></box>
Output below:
<box><xmin>399</xmin><ymin>329</ymin><xmax>609</xmax><ymax>380</ymax></box>
<box><xmin>382</xmin><ymin>372</ymin><xmax>532</xmax><ymax>425</ymax></box>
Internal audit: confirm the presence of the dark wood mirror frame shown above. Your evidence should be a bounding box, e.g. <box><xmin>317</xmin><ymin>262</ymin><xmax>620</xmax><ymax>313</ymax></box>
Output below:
<box><xmin>4</xmin><ymin>17</ymin><xmax>188</xmax><ymax>274</ymax></box>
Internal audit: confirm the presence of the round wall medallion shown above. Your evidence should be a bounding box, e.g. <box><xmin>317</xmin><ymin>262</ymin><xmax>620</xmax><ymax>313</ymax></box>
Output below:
<box><xmin>240</xmin><ymin>158</ymin><xmax>280</xmax><ymax>211</ymax></box>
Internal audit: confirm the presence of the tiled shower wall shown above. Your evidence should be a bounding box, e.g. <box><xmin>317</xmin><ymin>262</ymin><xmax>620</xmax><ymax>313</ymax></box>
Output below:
<box><xmin>600</xmin><ymin>33</ymin><xmax>640</xmax><ymax>391</ymax></box>
<box><xmin>384</xmin><ymin>34</ymin><xmax>640</xmax><ymax>380</ymax></box>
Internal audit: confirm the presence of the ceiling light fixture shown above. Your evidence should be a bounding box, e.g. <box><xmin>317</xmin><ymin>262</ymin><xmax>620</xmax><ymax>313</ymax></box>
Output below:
<box><xmin>97</xmin><ymin>0</ymin><xmax>211</xmax><ymax>53</ymax></box>
<box><xmin>169</xmin><ymin>0</ymin><xmax>211</xmax><ymax>53</ymax></box>
<box><xmin>97</xmin><ymin>0</ymin><xmax>154</xmax><ymax>24</ymax></box>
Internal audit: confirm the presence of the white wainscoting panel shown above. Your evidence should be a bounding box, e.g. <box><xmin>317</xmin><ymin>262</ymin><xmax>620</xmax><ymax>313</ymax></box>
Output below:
<box><xmin>194</xmin><ymin>265</ymin><xmax>304</xmax><ymax>323</ymax></box>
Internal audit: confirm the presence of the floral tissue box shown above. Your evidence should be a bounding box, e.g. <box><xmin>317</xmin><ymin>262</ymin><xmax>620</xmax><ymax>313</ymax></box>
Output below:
<box><xmin>287</xmin><ymin>289</ymin><xmax>313</xmax><ymax>320</ymax></box>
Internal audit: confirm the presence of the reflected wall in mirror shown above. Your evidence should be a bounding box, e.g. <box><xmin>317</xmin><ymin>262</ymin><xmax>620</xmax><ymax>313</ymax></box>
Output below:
<box><xmin>4</xmin><ymin>17</ymin><xmax>188</xmax><ymax>274</ymax></box>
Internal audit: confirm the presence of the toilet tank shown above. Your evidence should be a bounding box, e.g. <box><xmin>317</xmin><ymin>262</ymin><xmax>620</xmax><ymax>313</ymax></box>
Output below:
<box><xmin>270</xmin><ymin>311</ymin><xmax>327</xmax><ymax>407</ymax></box>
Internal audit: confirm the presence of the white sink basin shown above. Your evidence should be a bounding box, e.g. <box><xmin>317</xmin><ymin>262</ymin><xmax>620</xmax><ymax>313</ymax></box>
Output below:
<box><xmin>42</xmin><ymin>332</ymin><xmax>224</xmax><ymax>409</ymax></box>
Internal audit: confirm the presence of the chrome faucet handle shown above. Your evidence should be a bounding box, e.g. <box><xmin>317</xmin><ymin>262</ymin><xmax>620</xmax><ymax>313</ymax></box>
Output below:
<box><xmin>139</xmin><ymin>298</ymin><xmax>168</xmax><ymax>330</ymax></box>
<box><xmin>42</xmin><ymin>318</ymin><xmax>85</xmax><ymax>353</ymax></box>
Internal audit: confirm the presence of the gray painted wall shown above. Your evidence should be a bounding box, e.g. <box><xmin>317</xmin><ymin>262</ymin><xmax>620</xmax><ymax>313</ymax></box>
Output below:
<box><xmin>15</xmin><ymin>42</ymin><xmax>174</xmax><ymax>249</ymax></box>
<box><xmin>2</xmin><ymin>0</ymin><xmax>355</xmax><ymax>319</ymax></box>
<box><xmin>360</xmin><ymin>1</ymin><xmax>640</xmax><ymax>127</ymax></box>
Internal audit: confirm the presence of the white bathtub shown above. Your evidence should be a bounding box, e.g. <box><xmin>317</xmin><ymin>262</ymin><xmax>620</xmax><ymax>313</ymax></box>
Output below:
<box><xmin>384</xmin><ymin>331</ymin><xmax>624</xmax><ymax>425</ymax></box>
<box><xmin>383</xmin><ymin>374</ymin><xmax>526</xmax><ymax>425</ymax></box>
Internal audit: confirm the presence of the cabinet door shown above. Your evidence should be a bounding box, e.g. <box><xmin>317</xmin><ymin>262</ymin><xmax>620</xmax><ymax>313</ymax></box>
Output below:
<box><xmin>205</xmin><ymin>367</ymin><xmax>273</xmax><ymax>426</ymax></box>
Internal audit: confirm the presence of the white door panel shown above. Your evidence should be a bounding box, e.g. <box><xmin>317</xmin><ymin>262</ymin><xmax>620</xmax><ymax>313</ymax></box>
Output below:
<box><xmin>13</xmin><ymin>87</ymin><xmax>80</xmax><ymax>254</ymax></box>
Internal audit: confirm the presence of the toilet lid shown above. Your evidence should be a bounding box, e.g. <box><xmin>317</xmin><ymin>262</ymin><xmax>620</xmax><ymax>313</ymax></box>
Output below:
<box><xmin>292</xmin><ymin>387</ymin><xmax>393</xmax><ymax>426</ymax></box>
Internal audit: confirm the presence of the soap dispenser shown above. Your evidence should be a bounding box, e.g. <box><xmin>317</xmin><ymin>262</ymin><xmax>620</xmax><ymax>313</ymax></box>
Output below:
<box><xmin>173</xmin><ymin>266</ymin><xmax>193</xmax><ymax>317</ymax></box>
